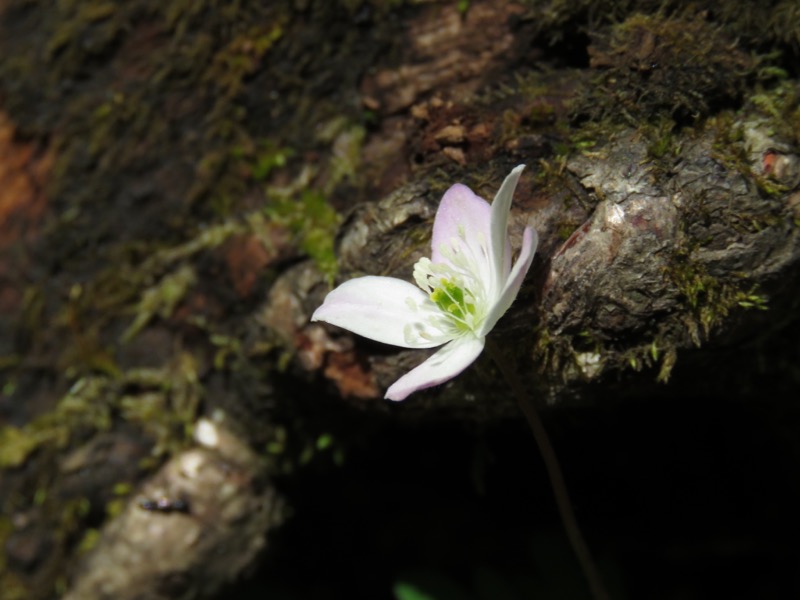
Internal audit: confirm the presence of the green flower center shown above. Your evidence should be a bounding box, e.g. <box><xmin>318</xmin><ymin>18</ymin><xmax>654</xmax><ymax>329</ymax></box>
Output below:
<box><xmin>429</xmin><ymin>278</ymin><xmax>481</xmax><ymax>333</ymax></box>
<box><xmin>413</xmin><ymin>256</ymin><xmax>486</xmax><ymax>335</ymax></box>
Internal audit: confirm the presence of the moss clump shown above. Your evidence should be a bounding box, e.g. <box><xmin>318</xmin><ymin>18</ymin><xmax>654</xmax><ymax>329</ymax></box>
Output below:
<box><xmin>0</xmin><ymin>3</ymin><xmax>394</xmax><ymax>547</ymax></box>
<box><xmin>0</xmin><ymin>354</ymin><xmax>204</xmax><ymax>596</ymax></box>
<box><xmin>712</xmin><ymin>0</ymin><xmax>800</xmax><ymax>52</ymax></box>
<box><xmin>524</xmin><ymin>0</ymin><xmax>646</xmax><ymax>46</ymax></box>
<box><xmin>234</xmin><ymin>139</ymin><xmax>342</xmax><ymax>281</ymax></box>
<box><xmin>0</xmin><ymin>355</ymin><xmax>201</xmax><ymax>469</ymax></box>
<box><xmin>747</xmin><ymin>80</ymin><xmax>800</xmax><ymax>149</ymax></box>
<box><xmin>0</xmin><ymin>377</ymin><xmax>112</xmax><ymax>469</ymax></box>
<box><xmin>270</xmin><ymin>188</ymin><xmax>340</xmax><ymax>281</ymax></box>
<box><xmin>528</xmin><ymin>0</ymin><xmax>800</xmax><ymax>68</ymax></box>
<box><xmin>668</xmin><ymin>250</ymin><xmax>769</xmax><ymax>344</ymax></box>
<box><xmin>120</xmin><ymin>264</ymin><xmax>197</xmax><ymax>343</ymax></box>
<box><xmin>583</xmin><ymin>11</ymin><xmax>756</xmax><ymax>124</ymax></box>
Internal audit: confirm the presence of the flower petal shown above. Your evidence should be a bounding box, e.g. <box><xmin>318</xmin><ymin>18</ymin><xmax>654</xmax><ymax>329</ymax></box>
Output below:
<box><xmin>478</xmin><ymin>225</ymin><xmax>537</xmax><ymax>337</ymax></box>
<box><xmin>311</xmin><ymin>276</ymin><xmax>452</xmax><ymax>348</ymax></box>
<box><xmin>489</xmin><ymin>164</ymin><xmax>525</xmax><ymax>294</ymax></box>
<box><xmin>385</xmin><ymin>334</ymin><xmax>485</xmax><ymax>401</ymax></box>
<box><xmin>430</xmin><ymin>183</ymin><xmax>495</xmax><ymax>286</ymax></box>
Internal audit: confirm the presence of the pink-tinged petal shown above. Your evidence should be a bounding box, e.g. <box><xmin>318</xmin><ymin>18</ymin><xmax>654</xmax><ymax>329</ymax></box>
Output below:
<box><xmin>489</xmin><ymin>165</ymin><xmax>525</xmax><ymax>291</ymax></box>
<box><xmin>384</xmin><ymin>334</ymin><xmax>485</xmax><ymax>401</ymax></box>
<box><xmin>430</xmin><ymin>183</ymin><xmax>494</xmax><ymax>285</ymax></box>
<box><xmin>478</xmin><ymin>225</ymin><xmax>537</xmax><ymax>337</ymax></box>
<box><xmin>312</xmin><ymin>276</ymin><xmax>452</xmax><ymax>349</ymax></box>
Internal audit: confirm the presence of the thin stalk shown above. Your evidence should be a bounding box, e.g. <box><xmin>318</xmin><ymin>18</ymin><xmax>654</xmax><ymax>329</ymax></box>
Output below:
<box><xmin>485</xmin><ymin>338</ymin><xmax>609</xmax><ymax>600</ymax></box>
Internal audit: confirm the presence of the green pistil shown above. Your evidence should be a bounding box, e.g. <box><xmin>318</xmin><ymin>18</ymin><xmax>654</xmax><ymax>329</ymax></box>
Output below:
<box><xmin>430</xmin><ymin>279</ymin><xmax>475</xmax><ymax>330</ymax></box>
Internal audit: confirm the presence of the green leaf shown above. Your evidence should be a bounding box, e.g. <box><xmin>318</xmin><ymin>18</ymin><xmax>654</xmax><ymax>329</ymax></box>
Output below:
<box><xmin>393</xmin><ymin>571</ymin><xmax>475</xmax><ymax>600</ymax></box>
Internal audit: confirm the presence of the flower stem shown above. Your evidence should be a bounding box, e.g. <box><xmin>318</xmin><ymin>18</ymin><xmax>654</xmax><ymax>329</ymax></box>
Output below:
<box><xmin>485</xmin><ymin>338</ymin><xmax>609</xmax><ymax>600</ymax></box>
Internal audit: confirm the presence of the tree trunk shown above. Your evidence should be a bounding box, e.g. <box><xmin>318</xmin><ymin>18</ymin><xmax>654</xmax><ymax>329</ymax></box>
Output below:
<box><xmin>2</xmin><ymin>1</ymin><xmax>799</xmax><ymax>598</ymax></box>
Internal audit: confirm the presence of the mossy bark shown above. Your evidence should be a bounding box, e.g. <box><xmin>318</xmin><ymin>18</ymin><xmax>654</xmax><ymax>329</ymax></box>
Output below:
<box><xmin>2</xmin><ymin>1</ymin><xmax>800</xmax><ymax>598</ymax></box>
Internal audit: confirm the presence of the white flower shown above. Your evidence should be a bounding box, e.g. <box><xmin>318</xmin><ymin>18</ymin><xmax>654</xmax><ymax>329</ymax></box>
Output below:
<box><xmin>312</xmin><ymin>165</ymin><xmax>537</xmax><ymax>400</ymax></box>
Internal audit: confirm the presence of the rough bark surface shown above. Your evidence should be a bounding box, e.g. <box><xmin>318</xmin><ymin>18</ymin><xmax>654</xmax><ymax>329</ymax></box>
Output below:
<box><xmin>275</xmin><ymin>120</ymin><xmax>800</xmax><ymax>411</ymax></box>
<box><xmin>2</xmin><ymin>0</ymin><xmax>800</xmax><ymax>598</ymax></box>
<box><xmin>64</xmin><ymin>420</ymin><xmax>278</xmax><ymax>600</ymax></box>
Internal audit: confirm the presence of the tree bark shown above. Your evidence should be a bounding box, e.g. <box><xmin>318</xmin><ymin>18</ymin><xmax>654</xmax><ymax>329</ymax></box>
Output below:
<box><xmin>2</xmin><ymin>1</ymin><xmax>800</xmax><ymax>598</ymax></box>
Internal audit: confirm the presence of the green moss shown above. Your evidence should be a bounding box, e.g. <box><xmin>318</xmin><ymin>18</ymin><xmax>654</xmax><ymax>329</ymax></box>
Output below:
<box><xmin>656</xmin><ymin>347</ymin><xmax>678</xmax><ymax>383</ymax></box>
<box><xmin>0</xmin><ymin>518</ymin><xmax>29</xmax><ymax>599</ymax></box>
<box><xmin>266</xmin><ymin>188</ymin><xmax>340</xmax><ymax>281</ymax></box>
<box><xmin>532</xmin><ymin>324</ymin><xmax>574</xmax><ymax>380</ymax></box>
<box><xmin>529</xmin><ymin>0</ymin><xmax>800</xmax><ymax>78</ymax></box>
<box><xmin>555</xmin><ymin>221</ymin><xmax>577</xmax><ymax>241</ymax></box>
<box><xmin>710</xmin><ymin>114</ymin><xmax>770</xmax><ymax>193</ymax></box>
<box><xmin>668</xmin><ymin>250</ymin><xmax>770</xmax><ymax>343</ymax></box>
<box><xmin>326</xmin><ymin>122</ymin><xmax>366</xmax><ymax>189</ymax></box>
<box><xmin>643</xmin><ymin>117</ymin><xmax>681</xmax><ymax>161</ymax></box>
<box><xmin>76</xmin><ymin>528</ymin><xmax>101</xmax><ymax>555</ymax></box>
<box><xmin>711</xmin><ymin>0</ymin><xmax>800</xmax><ymax>51</ymax></box>
<box><xmin>242</xmin><ymin>140</ymin><xmax>295</xmax><ymax>182</ymax></box>
<box><xmin>708</xmin><ymin>108</ymin><xmax>794</xmax><ymax>230</ymax></box>
<box><xmin>0</xmin><ymin>355</ymin><xmax>200</xmax><ymax>470</ymax></box>
<box><xmin>261</xmin><ymin>412</ymin><xmax>349</xmax><ymax>476</ymax></box>
<box><xmin>121</xmin><ymin>265</ymin><xmax>197</xmax><ymax>343</ymax></box>
<box><xmin>565</xmin><ymin>118</ymin><xmax>618</xmax><ymax>160</ymax></box>
<box><xmin>618</xmin><ymin>334</ymin><xmax>679</xmax><ymax>382</ymax></box>
<box><xmin>0</xmin><ymin>426</ymin><xmax>45</xmax><ymax>469</ymax></box>
<box><xmin>577</xmin><ymin>10</ymin><xmax>756</xmax><ymax>125</ymax></box>
<box><xmin>235</xmin><ymin>127</ymin><xmax>351</xmax><ymax>283</ymax></box>
<box><xmin>747</xmin><ymin>80</ymin><xmax>800</xmax><ymax>147</ymax></box>
<box><xmin>37</xmin><ymin>216</ymin><xmax>244</xmax><ymax>378</ymax></box>
<box><xmin>205</xmin><ymin>23</ymin><xmax>284</xmax><ymax>99</ymax></box>
<box><xmin>524</xmin><ymin>0</ymin><xmax>640</xmax><ymax>44</ymax></box>
<box><xmin>736</xmin><ymin>288</ymin><xmax>769</xmax><ymax>311</ymax></box>
<box><xmin>0</xmin><ymin>377</ymin><xmax>112</xmax><ymax>469</ymax></box>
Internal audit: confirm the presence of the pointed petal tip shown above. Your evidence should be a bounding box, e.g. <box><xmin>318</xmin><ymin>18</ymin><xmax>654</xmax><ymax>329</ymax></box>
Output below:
<box><xmin>382</xmin><ymin>336</ymin><xmax>485</xmax><ymax>401</ymax></box>
<box><xmin>446</xmin><ymin>182</ymin><xmax>473</xmax><ymax>194</ymax></box>
<box><xmin>309</xmin><ymin>302</ymin><xmax>331</xmax><ymax>323</ymax></box>
<box><xmin>489</xmin><ymin>165</ymin><xmax>527</xmax><ymax>290</ymax></box>
<box><xmin>384</xmin><ymin>388</ymin><xmax>410</xmax><ymax>402</ymax></box>
<box><xmin>522</xmin><ymin>223</ymin><xmax>538</xmax><ymax>256</ymax></box>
